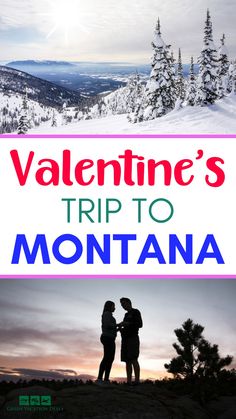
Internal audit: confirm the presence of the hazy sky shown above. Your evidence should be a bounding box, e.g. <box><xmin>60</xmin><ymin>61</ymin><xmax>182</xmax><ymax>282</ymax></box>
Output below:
<box><xmin>0</xmin><ymin>279</ymin><xmax>236</xmax><ymax>381</ymax></box>
<box><xmin>0</xmin><ymin>0</ymin><xmax>236</xmax><ymax>62</ymax></box>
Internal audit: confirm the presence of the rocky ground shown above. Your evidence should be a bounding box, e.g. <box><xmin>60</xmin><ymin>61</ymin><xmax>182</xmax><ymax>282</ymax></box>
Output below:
<box><xmin>0</xmin><ymin>383</ymin><xmax>236</xmax><ymax>419</ymax></box>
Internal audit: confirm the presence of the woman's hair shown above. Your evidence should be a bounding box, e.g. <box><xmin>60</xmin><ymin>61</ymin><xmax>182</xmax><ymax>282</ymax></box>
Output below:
<box><xmin>103</xmin><ymin>300</ymin><xmax>115</xmax><ymax>313</ymax></box>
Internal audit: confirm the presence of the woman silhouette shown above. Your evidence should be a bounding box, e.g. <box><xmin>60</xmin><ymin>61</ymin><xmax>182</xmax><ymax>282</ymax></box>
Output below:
<box><xmin>96</xmin><ymin>301</ymin><xmax>117</xmax><ymax>383</ymax></box>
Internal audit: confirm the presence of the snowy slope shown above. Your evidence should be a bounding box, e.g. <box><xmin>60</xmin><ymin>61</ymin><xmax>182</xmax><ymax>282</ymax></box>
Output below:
<box><xmin>0</xmin><ymin>65</ymin><xmax>81</xmax><ymax>108</ymax></box>
<box><xmin>0</xmin><ymin>92</ymin><xmax>53</xmax><ymax>117</ymax></box>
<box><xmin>0</xmin><ymin>92</ymin><xmax>63</xmax><ymax>133</ymax></box>
<box><xmin>28</xmin><ymin>95</ymin><xmax>236</xmax><ymax>134</ymax></box>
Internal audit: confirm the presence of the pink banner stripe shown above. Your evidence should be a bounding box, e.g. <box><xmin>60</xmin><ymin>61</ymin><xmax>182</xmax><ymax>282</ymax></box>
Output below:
<box><xmin>0</xmin><ymin>275</ymin><xmax>235</xmax><ymax>279</ymax></box>
<box><xmin>1</xmin><ymin>134</ymin><xmax>236</xmax><ymax>139</ymax></box>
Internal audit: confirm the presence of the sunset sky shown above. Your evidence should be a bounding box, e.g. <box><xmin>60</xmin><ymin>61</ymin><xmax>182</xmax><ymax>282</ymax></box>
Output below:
<box><xmin>0</xmin><ymin>279</ymin><xmax>236</xmax><ymax>381</ymax></box>
<box><xmin>0</xmin><ymin>0</ymin><xmax>236</xmax><ymax>62</ymax></box>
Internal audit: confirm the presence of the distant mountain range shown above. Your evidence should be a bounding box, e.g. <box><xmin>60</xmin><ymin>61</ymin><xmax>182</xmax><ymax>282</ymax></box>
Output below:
<box><xmin>8</xmin><ymin>60</ymin><xmax>75</xmax><ymax>65</ymax></box>
<box><xmin>5</xmin><ymin>60</ymin><xmax>131</xmax><ymax>96</ymax></box>
<box><xmin>6</xmin><ymin>60</ymin><xmax>148</xmax><ymax>73</ymax></box>
<box><xmin>7</xmin><ymin>60</ymin><xmax>76</xmax><ymax>71</ymax></box>
<box><xmin>0</xmin><ymin>65</ymin><xmax>82</xmax><ymax>108</ymax></box>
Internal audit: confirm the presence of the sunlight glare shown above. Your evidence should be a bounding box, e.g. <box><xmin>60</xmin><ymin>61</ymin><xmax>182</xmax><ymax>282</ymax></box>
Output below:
<box><xmin>53</xmin><ymin>0</ymin><xmax>79</xmax><ymax>28</ymax></box>
<box><xmin>47</xmin><ymin>0</ymin><xmax>81</xmax><ymax>40</ymax></box>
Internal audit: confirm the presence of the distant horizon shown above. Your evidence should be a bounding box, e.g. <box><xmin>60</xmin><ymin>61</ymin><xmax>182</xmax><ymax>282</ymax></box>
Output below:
<box><xmin>1</xmin><ymin>59</ymin><xmax>194</xmax><ymax>65</ymax></box>
<box><xmin>0</xmin><ymin>369</ymin><xmax>168</xmax><ymax>383</ymax></box>
<box><xmin>1</xmin><ymin>59</ymin><xmax>150</xmax><ymax>66</ymax></box>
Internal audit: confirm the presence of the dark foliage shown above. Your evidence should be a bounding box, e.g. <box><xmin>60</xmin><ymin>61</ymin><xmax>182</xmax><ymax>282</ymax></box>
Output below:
<box><xmin>164</xmin><ymin>319</ymin><xmax>233</xmax><ymax>382</ymax></box>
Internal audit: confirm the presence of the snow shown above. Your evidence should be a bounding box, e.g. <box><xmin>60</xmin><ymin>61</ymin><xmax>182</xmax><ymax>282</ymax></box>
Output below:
<box><xmin>219</xmin><ymin>44</ymin><xmax>228</xmax><ymax>56</ymax></box>
<box><xmin>28</xmin><ymin>95</ymin><xmax>236</xmax><ymax>135</ymax></box>
<box><xmin>0</xmin><ymin>92</ymin><xmax>57</xmax><ymax>133</ymax></box>
<box><xmin>153</xmin><ymin>33</ymin><xmax>166</xmax><ymax>48</ymax></box>
<box><xmin>0</xmin><ymin>92</ymin><xmax>46</xmax><ymax>115</ymax></box>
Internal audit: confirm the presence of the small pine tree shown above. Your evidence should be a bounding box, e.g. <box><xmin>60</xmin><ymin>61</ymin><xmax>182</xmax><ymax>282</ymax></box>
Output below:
<box><xmin>97</xmin><ymin>99</ymin><xmax>106</xmax><ymax>117</ymax></box>
<box><xmin>227</xmin><ymin>60</ymin><xmax>236</xmax><ymax>95</ymax></box>
<box><xmin>17</xmin><ymin>91</ymin><xmax>30</xmax><ymax>135</ymax></box>
<box><xmin>51</xmin><ymin>110</ymin><xmax>57</xmax><ymax>127</ymax></box>
<box><xmin>217</xmin><ymin>34</ymin><xmax>230</xmax><ymax>98</ymax></box>
<box><xmin>142</xmin><ymin>18</ymin><xmax>175</xmax><ymax>120</ymax></box>
<box><xmin>127</xmin><ymin>73</ymin><xmax>145</xmax><ymax>123</ymax></box>
<box><xmin>126</xmin><ymin>74</ymin><xmax>142</xmax><ymax>111</ymax></box>
<box><xmin>185</xmin><ymin>57</ymin><xmax>196</xmax><ymax>106</ymax></box>
<box><xmin>164</xmin><ymin>318</ymin><xmax>233</xmax><ymax>380</ymax></box>
<box><xmin>22</xmin><ymin>93</ymin><xmax>28</xmax><ymax>113</ymax></box>
<box><xmin>62</xmin><ymin>102</ymin><xmax>68</xmax><ymax>125</ymax></box>
<box><xmin>196</xmin><ymin>9</ymin><xmax>218</xmax><ymax>106</ymax></box>
<box><xmin>17</xmin><ymin>115</ymin><xmax>29</xmax><ymax>135</ymax></box>
<box><xmin>175</xmin><ymin>48</ymin><xmax>185</xmax><ymax>103</ymax></box>
<box><xmin>170</xmin><ymin>51</ymin><xmax>176</xmax><ymax>78</ymax></box>
<box><xmin>218</xmin><ymin>34</ymin><xmax>229</xmax><ymax>77</ymax></box>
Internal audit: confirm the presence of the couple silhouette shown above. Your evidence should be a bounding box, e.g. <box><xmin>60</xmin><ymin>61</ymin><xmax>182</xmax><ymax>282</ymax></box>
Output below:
<box><xmin>96</xmin><ymin>297</ymin><xmax>143</xmax><ymax>385</ymax></box>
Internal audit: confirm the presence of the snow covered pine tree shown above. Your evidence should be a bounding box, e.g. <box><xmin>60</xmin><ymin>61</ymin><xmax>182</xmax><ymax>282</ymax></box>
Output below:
<box><xmin>127</xmin><ymin>73</ymin><xmax>145</xmax><ymax>123</ymax></box>
<box><xmin>228</xmin><ymin>60</ymin><xmax>236</xmax><ymax>94</ymax></box>
<box><xmin>217</xmin><ymin>34</ymin><xmax>230</xmax><ymax>98</ymax></box>
<box><xmin>51</xmin><ymin>109</ymin><xmax>57</xmax><ymax>127</ymax></box>
<box><xmin>17</xmin><ymin>91</ymin><xmax>30</xmax><ymax>135</ymax></box>
<box><xmin>185</xmin><ymin>57</ymin><xmax>197</xmax><ymax>106</ymax></box>
<box><xmin>196</xmin><ymin>9</ymin><xmax>218</xmax><ymax>106</ymax></box>
<box><xmin>175</xmin><ymin>48</ymin><xmax>185</xmax><ymax>106</ymax></box>
<box><xmin>142</xmin><ymin>18</ymin><xmax>175</xmax><ymax>120</ymax></box>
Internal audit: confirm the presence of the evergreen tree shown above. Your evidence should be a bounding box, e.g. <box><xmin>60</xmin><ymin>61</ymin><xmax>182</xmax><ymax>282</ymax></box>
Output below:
<box><xmin>97</xmin><ymin>99</ymin><xmax>106</xmax><ymax>117</ymax></box>
<box><xmin>170</xmin><ymin>51</ymin><xmax>176</xmax><ymax>78</ymax></box>
<box><xmin>142</xmin><ymin>18</ymin><xmax>175</xmax><ymax>120</ymax></box>
<box><xmin>17</xmin><ymin>91</ymin><xmax>30</xmax><ymax>135</ymax></box>
<box><xmin>185</xmin><ymin>57</ymin><xmax>196</xmax><ymax>106</ymax></box>
<box><xmin>196</xmin><ymin>10</ymin><xmax>218</xmax><ymax>106</ymax></box>
<box><xmin>218</xmin><ymin>34</ymin><xmax>229</xmax><ymax>77</ymax></box>
<box><xmin>228</xmin><ymin>60</ymin><xmax>236</xmax><ymax>94</ymax></box>
<box><xmin>51</xmin><ymin>110</ymin><xmax>57</xmax><ymax>127</ymax></box>
<box><xmin>175</xmin><ymin>48</ymin><xmax>185</xmax><ymax>103</ymax></box>
<box><xmin>127</xmin><ymin>73</ymin><xmax>145</xmax><ymax>123</ymax></box>
<box><xmin>197</xmin><ymin>339</ymin><xmax>233</xmax><ymax>379</ymax></box>
<box><xmin>164</xmin><ymin>319</ymin><xmax>233</xmax><ymax>380</ymax></box>
<box><xmin>126</xmin><ymin>74</ymin><xmax>143</xmax><ymax>112</ymax></box>
<box><xmin>22</xmin><ymin>93</ymin><xmax>28</xmax><ymax>113</ymax></box>
<box><xmin>217</xmin><ymin>34</ymin><xmax>229</xmax><ymax>98</ymax></box>
<box><xmin>62</xmin><ymin>102</ymin><xmax>68</xmax><ymax>124</ymax></box>
<box><xmin>17</xmin><ymin>114</ymin><xmax>29</xmax><ymax>135</ymax></box>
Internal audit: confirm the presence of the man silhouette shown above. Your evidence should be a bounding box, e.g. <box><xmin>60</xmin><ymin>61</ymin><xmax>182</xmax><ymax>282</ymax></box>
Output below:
<box><xmin>119</xmin><ymin>297</ymin><xmax>143</xmax><ymax>385</ymax></box>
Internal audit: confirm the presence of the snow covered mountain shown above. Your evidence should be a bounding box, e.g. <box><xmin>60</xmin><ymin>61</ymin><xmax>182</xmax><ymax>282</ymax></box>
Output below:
<box><xmin>0</xmin><ymin>65</ymin><xmax>82</xmax><ymax>108</ymax></box>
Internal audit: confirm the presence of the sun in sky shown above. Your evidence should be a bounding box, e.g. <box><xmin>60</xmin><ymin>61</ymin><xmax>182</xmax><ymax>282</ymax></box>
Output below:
<box><xmin>43</xmin><ymin>0</ymin><xmax>89</xmax><ymax>42</ymax></box>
